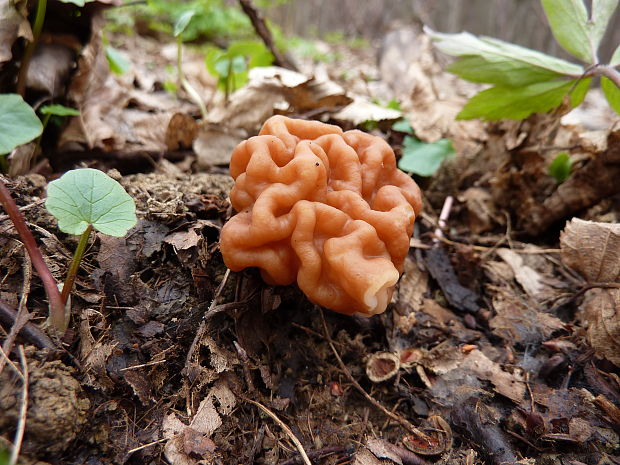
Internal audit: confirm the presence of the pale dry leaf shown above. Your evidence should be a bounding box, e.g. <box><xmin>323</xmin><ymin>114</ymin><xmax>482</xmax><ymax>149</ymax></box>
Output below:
<box><xmin>193</xmin><ymin>126</ymin><xmax>245</xmax><ymax>168</ymax></box>
<box><xmin>332</xmin><ymin>96</ymin><xmax>401</xmax><ymax>126</ymax></box>
<box><xmin>460</xmin><ymin>349</ymin><xmax>526</xmax><ymax>404</ymax></box>
<box><xmin>0</xmin><ymin>0</ymin><xmax>31</xmax><ymax>63</ymax></box>
<box><xmin>163</xmin><ymin>413</ymin><xmax>195</xmax><ymax>465</ymax></box>
<box><xmin>582</xmin><ymin>288</ymin><xmax>620</xmax><ymax>365</ymax></box>
<box><xmin>497</xmin><ymin>248</ymin><xmax>546</xmax><ymax>299</ymax></box>
<box><xmin>209</xmin><ymin>379</ymin><xmax>236</xmax><ymax>415</ymax></box>
<box><xmin>164</xmin><ymin>228</ymin><xmax>202</xmax><ymax>251</ymax></box>
<box><xmin>560</xmin><ymin>218</ymin><xmax>620</xmax><ymax>282</ymax></box>
<box><xmin>366</xmin><ymin>438</ymin><xmax>403</xmax><ymax>465</ymax></box>
<box><xmin>190</xmin><ymin>396</ymin><xmax>222</xmax><ymax>436</ymax></box>
<box><xmin>352</xmin><ymin>447</ymin><xmax>386</xmax><ymax>465</ymax></box>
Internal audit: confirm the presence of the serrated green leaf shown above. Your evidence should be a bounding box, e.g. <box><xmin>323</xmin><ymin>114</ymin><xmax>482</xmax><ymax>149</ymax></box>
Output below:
<box><xmin>428</xmin><ymin>29</ymin><xmax>583</xmax><ymax>85</ymax></box>
<box><xmin>0</xmin><ymin>94</ymin><xmax>43</xmax><ymax>155</ymax></box>
<box><xmin>398</xmin><ymin>137</ymin><xmax>455</xmax><ymax>177</ymax></box>
<box><xmin>40</xmin><ymin>104</ymin><xmax>80</xmax><ymax>116</ymax></box>
<box><xmin>601</xmin><ymin>76</ymin><xmax>620</xmax><ymax>114</ymax></box>
<box><xmin>457</xmin><ymin>78</ymin><xmax>591</xmax><ymax>121</ymax></box>
<box><xmin>541</xmin><ymin>0</ymin><xmax>592</xmax><ymax>62</ymax></box>
<box><xmin>590</xmin><ymin>1</ymin><xmax>619</xmax><ymax>56</ymax></box>
<box><xmin>610</xmin><ymin>44</ymin><xmax>620</xmax><ymax>66</ymax></box>
<box><xmin>174</xmin><ymin>10</ymin><xmax>195</xmax><ymax>38</ymax></box>
<box><xmin>392</xmin><ymin>118</ymin><xmax>413</xmax><ymax>134</ymax></box>
<box><xmin>549</xmin><ymin>152</ymin><xmax>572</xmax><ymax>182</ymax></box>
<box><xmin>45</xmin><ymin>168</ymin><xmax>137</xmax><ymax>237</ymax></box>
<box><xmin>105</xmin><ymin>46</ymin><xmax>131</xmax><ymax>75</ymax></box>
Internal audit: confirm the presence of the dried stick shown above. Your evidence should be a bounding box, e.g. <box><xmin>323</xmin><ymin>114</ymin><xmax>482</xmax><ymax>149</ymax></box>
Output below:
<box><xmin>0</xmin><ymin>300</ymin><xmax>56</xmax><ymax>350</ymax></box>
<box><xmin>238</xmin><ymin>0</ymin><xmax>298</xmax><ymax>71</ymax></box>
<box><xmin>8</xmin><ymin>346</ymin><xmax>29</xmax><ymax>465</ymax></box>
<box><xmin>319</xmin><ymin>310</ymin><xmax>430</xmax><ymax>440</ymax></box>
<box><xmin>0</xmin><ymin>249</ymin><xmax>32</xmax><ymax>376</ymax></box>
<box><xmin>237</xmin><ymin>394</ymin><xmax>312</xmax><ymax>465</ymax></box>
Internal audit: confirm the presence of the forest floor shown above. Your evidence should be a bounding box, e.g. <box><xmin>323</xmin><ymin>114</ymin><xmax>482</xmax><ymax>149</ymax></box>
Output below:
<box><xmin>1</xmin><ymin>3</ymin><xmax>620</xmax><ymax>465</ymax></box>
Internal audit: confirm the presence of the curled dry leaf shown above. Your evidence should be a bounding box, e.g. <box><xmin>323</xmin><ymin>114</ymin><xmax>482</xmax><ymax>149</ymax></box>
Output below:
<box><xmin>560</xmin><ymin>218</ymin><xmax>620</xmax><ymax>365</ymax></box>
<box><xmin>0</xmin><ymin>0</ymin><xmax>32</xmax><ymax>63</ymax></box>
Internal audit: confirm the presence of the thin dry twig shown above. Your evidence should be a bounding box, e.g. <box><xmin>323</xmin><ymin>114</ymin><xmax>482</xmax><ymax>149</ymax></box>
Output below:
<box><xmin>238</xmin><ymin>394</ymin><xmax>312</xmax><ymax>465</ymax></box>
<box><xmin>9</xmin><ymin>346</ymin><xmax>29</xmax><ymax>465</ymax></box>
<box><xmin>319</xmin><ymin>310</ymin><xmax>430</xmax><ymax>440</ymax></box>
<box><xmin>0</xmin><ymin>300</ymin><xmax>56</xmax><ymax>351</ymax></box>
<box><xmin>0</xmin><ymin>247</ymin><xmax>33</xmax><ymax>376</ymax></box>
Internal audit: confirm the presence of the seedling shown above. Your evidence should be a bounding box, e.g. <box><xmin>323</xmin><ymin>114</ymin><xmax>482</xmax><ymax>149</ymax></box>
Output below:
<box><xmin>0</xmin><ymin>169</ymin><xmax>136</xmax><ymax>334</ymax></box>
<box><xmin>174</xmin><ymin>10</ymin><xmax>207</xmax><ymax>119</ymax></box>
<box><xmin>548</xmin><ymin>152</ymin><xmax>572</xmax><ymax>183</ymax></box>
<box><xmin>427</xmin><ymin>0</ymin><xmax>620</xmax><ymax>120</ymax></box>
<box><xmin>205</xmin><ymin>40</ymin><xmax>274</xmax><ymax>99</ymax></box>
<box><xmin>393</xmin><ymin>119</ymin><xmax>455</xmax><ymax>177</ymax></box>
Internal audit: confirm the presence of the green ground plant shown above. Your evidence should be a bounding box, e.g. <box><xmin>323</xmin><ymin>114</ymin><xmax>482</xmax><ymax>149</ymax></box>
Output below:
<box><xmin>0</xmin><ymin>169</ymin><xmax>136</xmax><ymax>334</ymax></box>
<box><xmin>428</xmin><ymin>0</ymin><xmax>620</xmax><ymax>120</ymax></box>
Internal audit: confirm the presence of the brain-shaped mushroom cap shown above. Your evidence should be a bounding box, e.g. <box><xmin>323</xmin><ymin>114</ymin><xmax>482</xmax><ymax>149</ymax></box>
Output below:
<box><xmin>220</xmin><ymin>116</ymin><xmax>422</xmax><ymax>316</ymax></box>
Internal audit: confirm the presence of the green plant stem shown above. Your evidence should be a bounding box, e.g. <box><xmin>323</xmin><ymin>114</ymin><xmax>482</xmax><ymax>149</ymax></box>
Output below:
<box><xmin>0</xmin><ymin>180</ymin><xmax>65</xmax><ymax>331</ymax></box>
<box><xmin>597</xmin><ymin>65</ymin><xmax>620</xmax><ymax>89</ymax></box>
<box><xmin>176</xmin><ymin>38</ymin><xmax>207</xmax><ymax>119</ymax></box>
<box><xmin>16</xmin><ymin>0</ymin><xmax>47</xmax><ymax>96</ymax></box>
<box><xmin>60</xmin><ymin>224</ymin><xmax>92</xmax><ymax>305</ymax></box>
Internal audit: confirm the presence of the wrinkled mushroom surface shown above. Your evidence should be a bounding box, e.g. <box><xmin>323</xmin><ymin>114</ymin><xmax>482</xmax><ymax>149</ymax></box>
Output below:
<box><xmin>220</xmin><ymin>116</ymin><xmax>422</xmax><ymax>315</ymax></box>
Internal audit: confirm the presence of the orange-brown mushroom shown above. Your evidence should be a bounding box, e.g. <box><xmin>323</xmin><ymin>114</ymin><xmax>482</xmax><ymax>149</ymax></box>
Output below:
<box><xmin>220</xmin><ymin>115</ymin><xmax>422</xmax><ymax>316</ymax></box>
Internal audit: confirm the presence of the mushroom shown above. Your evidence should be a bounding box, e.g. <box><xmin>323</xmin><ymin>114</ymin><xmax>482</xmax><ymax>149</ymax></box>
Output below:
<box><xmin>220</xmin><ymin>116</ymin><xmax>422</xmax><ymax>316</ymax></box>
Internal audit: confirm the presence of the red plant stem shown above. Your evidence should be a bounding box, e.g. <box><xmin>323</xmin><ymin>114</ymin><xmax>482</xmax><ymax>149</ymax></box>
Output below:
<box><xmin>0</xmin><ymin>180</ymin><xmax>65</xmax><ymax>331</ymax></box>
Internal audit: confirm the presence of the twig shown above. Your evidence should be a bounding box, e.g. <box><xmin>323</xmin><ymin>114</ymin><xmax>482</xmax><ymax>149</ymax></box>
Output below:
<box><xmin>185</xmin><ymin>269</ymin><xmax>230</xmax><ymax>368</ymax></box>
<box><xmin>0</xmin><ymin>300</ymin><xmax>56</xmax><ymax>350</ymax></box>
<box><xmin>279</xmin><ymin>445</ymin><xmax>347</xmax><ymax>465</ymax></box>
<box><xmin>9</xmin><ymin>346</ymin><xmax>29</xmax><ymax>465</ymax></box>
<box><xmin>237</xmin><ymin>0</ymin><xmax>298</xmax><ymax>71</ymax></box>
<box><xmin>238</xmin><ymin>394</ymin><xmax>312</xmax><ymax>465</ymax></box>
<box><xmin>319</xmin><ymin>310</ymin><xmax>430</xmax><ymax>440</ymax></box>
<box><xmin>0</xmin><ymin>248</ymin><xmax>32</xmax><ymax>376</ymax></box>
<box><xmin>433</xmin><ymin>196</ymin><xmax>453</xmax><ymax>243</ymax></box>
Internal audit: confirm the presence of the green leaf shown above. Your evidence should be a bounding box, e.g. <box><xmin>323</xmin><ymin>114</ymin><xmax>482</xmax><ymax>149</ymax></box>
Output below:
<box><xmin>40</xmin><ymin>104</ymin><xmax>80</xmax><ymax>116</ymax></box>
<box><xmin>610</xmin><ymin>44</ymin><xmax>620</xmax><ymax>66</ymax></box>
<box><xmin>428</xmin><ymin>29</ymin><xmax>583</xmax><ymax>86</ymax></box>
<box><xmin>590</xmin><ymin>1</ymin><xmax>619</xmax><ymax>56</ymax></box>
<box><xmin>45</xmin><ymin>168</ymin><xmax>137</xmax><ymax>237</ymax></box>
<box><xmin>105</xmin><ymin>46</ymin><xmax>131</xmax><ymax>75</ymax></box>
<box><xmin>398</xmin><ymin>137</ymin><xmax>455</xmax><ymax>177</ymax></box>
<box><xmin>601</xmin><ymin>76</ymin><xmax>620</xmax><ymax>114</ymax></box>
<box><xmin>392</xmin><ymin>118</ymin><xmax>414</xmax><ymax>134</ymax></box>
<box><xmin>549</xmin><ymin>152</ymin><xmax>572</xmax><ymax>182</ymax></box>
<box><xmin>174</xmin><ymin>10</ymin><xmax>195</xmax><ymax>38</ymax></box>
<box><xmin>0</xmin><ymin>94</ymin><xmax>43</xmax><ymax>155</ymax></box>
<box><xmin>541</xmin><ymin>0</ymin><xmax>592</xmax><ymax>62</ymax></box>
<box><xmin>457</xmin><ymin>78</ymin><xmax>591</xmax><ymax>121</ymax></box>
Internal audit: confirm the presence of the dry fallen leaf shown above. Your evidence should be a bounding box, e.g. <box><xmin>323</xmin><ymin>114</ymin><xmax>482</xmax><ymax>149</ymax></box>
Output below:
<box><xmin>0</xmin><ymin>0</ymin><xmax>32</xmax><ymax>63</ymax></box>
<box><xmin>560</xmin><ymin>219</ymin><xmax>620</xmax><ymax>365</ymax></box>
<box><xmin>560</xmin><ymin>218</ymin><xmax>620</xmax><ymax>282</ymax></box>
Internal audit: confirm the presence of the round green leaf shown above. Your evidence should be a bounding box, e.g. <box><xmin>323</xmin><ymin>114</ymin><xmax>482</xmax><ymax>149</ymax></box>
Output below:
<box><xmin>0</xmin><ymin>94</ymin><xmax>43</xmax><ymax>155</ymax></box>
<box><xmin>398</xmin><ymin>137</ymin><xmax>455</xmax><ymax>177</ymax></box>
<box><xmin>45</xmin><ymin>168</ymin><xmax>137</xmax><ymax>237</ymax></box>
<box><xmin>548</xmin><ymin>152</ymin><xmax>572</xmax><ymax>182</ymax></box>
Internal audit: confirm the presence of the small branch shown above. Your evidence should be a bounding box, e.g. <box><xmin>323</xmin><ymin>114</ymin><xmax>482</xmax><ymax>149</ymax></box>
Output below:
<box><xmin>16</xmin><ymin>0</ymin><xmax>48</xmax><ymax>96</ymax></box>
<box><xmin>237</xmin><ymin>394</ymin><xmax>312</xmax><ymax>465</ymax></box>
<box><xmin>0</xmin><ymin>180</ymin><xmax>64</xmax><ymax>332</ymax></box>
<box><xmin>319</xmin><ymin>310</ymin><xmax>431</xmax><ymax>440</ymax></box>
<box><xmin>238</xmin><ymin>0</ymin><xmax>298</xmax><ymax>71</ymax></box>
<box><xmin>0</xmin><ymin>301</ymin><xmax>57</xmax><ymax>350</ymax></box>
<box><xmin>9</xmin><ymin>346</ymin><xmax>29</xmax><ymax>465</ymax></box>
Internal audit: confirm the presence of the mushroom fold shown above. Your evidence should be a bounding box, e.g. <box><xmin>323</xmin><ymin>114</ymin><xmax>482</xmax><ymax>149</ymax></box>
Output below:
<box><xmin>220</xmin><ymin>116</ymin><xmax>422</xmax><ymax>316</ymax></box>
